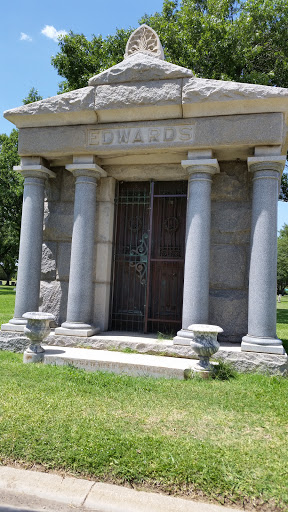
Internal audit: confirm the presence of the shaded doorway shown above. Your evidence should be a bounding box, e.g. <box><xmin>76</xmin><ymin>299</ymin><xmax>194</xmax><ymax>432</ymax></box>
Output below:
<box><xmin>110</xmin><ymin>181</ymin><xmax>187</xmax><ymax>333</ymax></box>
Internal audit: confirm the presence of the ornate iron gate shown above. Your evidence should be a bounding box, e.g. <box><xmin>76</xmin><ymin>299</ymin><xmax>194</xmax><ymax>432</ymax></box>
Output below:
<box><xmin>110</xmin><ymin>181</ymin><xmax>187</xmax><ymax>333</ymax></box>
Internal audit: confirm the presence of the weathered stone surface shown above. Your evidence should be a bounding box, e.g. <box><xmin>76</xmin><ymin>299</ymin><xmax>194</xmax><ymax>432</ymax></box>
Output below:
<box><xmin>211</xmin><ymin>201</ymin><xmax>251</xmax><ymax>244</ymax></box>
<box><xmin>95</xmin><ymin>80</ymin><xmax>182</xmax><ymax>122</ymax></box>
<box><xmin>18</xmin><ymin>114</ymin><xmax>284</xmax><ymax>161</ymax></box>
<box><xmin>44</xmin><ymin>167</ymin><xmax>62</xmax><ymax>202</ymax></box>
<box><xmin>96</xmin><ymin>177</ymin><xmax>115</xmax><ymax>202</ymax></box>
<box><xmin>89</xmin><ymin>52</ymin><xmax>193</xmax><ymax>86</ymax></box>
<box><xmin>39</xmin><ymin>281</ymin><xmax>68</xmax><ymax>326</ymax></box>
<box><xmin>43</xmin><ymin>202</ymin><xmax>74</xmax><ymax>241</ymax></box>
<box><xmin>43</xmin><ymin>346</ymin><xmax>202</xmax><ymax>380</ymax></box>
<box><xmin>0</xmin><ymin>332</ymin><xmax>28</xmax><ymax>352</ymax></box>
<box><xmin>0</xmin><ymin>330</ymin><xmax>286</xmax><ymax>376</ymax></box>
<box><xmin>214</xmin><ymin>348</ymin><xmax>288</xmax><ymax>376</ymax></box>
<box><xmin>95</xmin><ymin>202</ymin><xmax>115</xmax><ymax>243</ymax></box>
<box><xmin>19</xmin><ymin>125</ymin><xmax>87</xmax><ymax>157</ymax></box>
<box><xmin>183</xmin><ymin>77</ymin><xmax>288</xmax><ymax>118</ymax></box>
<box><xmin>209</xmin><ymin>290</ymin><xmax>248</xmax><ymax>342</ymax></box>
<box><xmin>41</xmin><ymin>242</ymin><xmax>57</xmax><ymax>280</ymax></box>
<box><xmin>57</xmin><ymin>242</ymin><xmax>71</xmax><ymax>281</ymax></box>
<box><xmin>93</xmin><ymin>283</ymin><xmax>111</xmax><ymax>331</ymax></box>
<box><xmin>94</xmin><ymin>243</ymin><xmax>113</xmax><ymax>284</ymax></box>
<box><xmin>212</xmin><ymin>161</ymin><xmax>251</xmax><ymax>201</ymax></box>
<box><xmin>4</xmin><ymin>87</ymin><xmax>97</xmax><ymax>128</ymax></box>
<box><xmin>44</xmin><ymin>332</ymin><xmax>198</xmax><ymax>359</ymax></box>
<box><xmin>61</xmin><ymin>168</ymin><xmax>75</xmax><ymax>202</ymax></box>
<box><xmin>210</xmin><ymin>245</ymin><xmax>247</xmax><ymax>289</ymax></box>
<box><xmin>104</xmin><ymin>163</ymin><xmax>187</xmax><ymax>181</ymax></box>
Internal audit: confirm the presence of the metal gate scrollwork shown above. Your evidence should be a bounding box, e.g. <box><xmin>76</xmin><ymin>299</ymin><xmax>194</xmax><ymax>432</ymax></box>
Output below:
<box><xmin>129</xmin><ymin>233</ymin><xmax>148</xmax><ymax>285</ymax></box>
<box><xmin>110</xmin><ymin>181</ymin><xmax>187</xmax><ymax>333</ymax></box>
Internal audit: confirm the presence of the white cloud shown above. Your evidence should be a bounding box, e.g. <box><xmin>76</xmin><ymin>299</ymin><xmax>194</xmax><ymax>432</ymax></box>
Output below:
<box><xmin>41</xmin><ymin>25</ymin><xmax>68</xmax><ymax>42</ymax></box>
<box><xmin>20</xmin><ymin>32</ymin><xmax>32</xmax><ymax>42</ymax></box>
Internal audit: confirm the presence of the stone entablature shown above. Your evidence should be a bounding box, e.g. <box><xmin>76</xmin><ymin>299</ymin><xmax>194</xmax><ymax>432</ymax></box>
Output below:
<box><xmin>17</xmin><ymin>114</ymin><xmax>284</xmax><ymax>165</ymax></box>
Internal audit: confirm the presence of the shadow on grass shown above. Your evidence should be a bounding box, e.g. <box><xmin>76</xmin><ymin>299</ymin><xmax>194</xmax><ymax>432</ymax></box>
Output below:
<box><xmin>277</xmin><ymin>309</ymin><xmax>288</xmax><ymax>324</ymax></box>
<box><xmin>277</xmin><ymin>302</ymin><xmax>288</xmax><ymax>353</ymax></box>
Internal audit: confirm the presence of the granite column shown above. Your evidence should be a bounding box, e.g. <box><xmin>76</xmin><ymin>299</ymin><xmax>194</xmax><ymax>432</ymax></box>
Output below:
<box><xmin>174</xmin><ymin>152</ymin><xmax>219</xmax><ymax>345</ymax></box>
<box><xmin>56</xmin><ymin>156</ymin><xmax>107</xmax><ymax>336</ymax></box>
<box><xmin>1</xmin><ymin>158</ymin><xmax>55</xmax><ymax>332</ymax></box>
<box><xmin>242</xmin><ymin>154</ymin><xmax>286</xmax><ymax>354</ymax></box>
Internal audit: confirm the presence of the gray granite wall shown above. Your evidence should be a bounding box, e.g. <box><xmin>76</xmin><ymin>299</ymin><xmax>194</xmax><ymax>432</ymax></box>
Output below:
<box><xmin>40</xmin><ymin>162</ymin><xmax>251</xmax><ymax>342</ymax></box>
<box><xmin>210</xmin><ymin>161</ymin><xmax>252</xmax><ymax>342</ymax></box>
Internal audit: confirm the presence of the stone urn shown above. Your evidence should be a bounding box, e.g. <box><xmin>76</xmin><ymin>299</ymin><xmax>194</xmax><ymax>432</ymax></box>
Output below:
<box><xmin>189</xmin><ymin>324</ymin><xmax>223</xmax><ymax>372</ymax></box>
<box><xmin>23</xmin><ymin>312</ymin><xmax>55</xmax><ymax>363</ymax></box>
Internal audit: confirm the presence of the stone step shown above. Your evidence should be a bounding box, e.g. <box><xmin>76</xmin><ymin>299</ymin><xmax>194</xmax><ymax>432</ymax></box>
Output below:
<box><xmin>43</xmin><ymin>345</ymin><xmax>206</xmax><ymax>379</ymax></box>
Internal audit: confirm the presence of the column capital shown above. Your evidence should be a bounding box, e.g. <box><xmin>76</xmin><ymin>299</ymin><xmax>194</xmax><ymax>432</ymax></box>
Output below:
<box><xmin>66</xmin><ymin>155</ymin><xmax>107</xmax><ymax>179</ymax></box>
<box><xmin>181</xmin><ymin>158</ymin><xmax>220</xmax><ymax>176</ymax></box>
<box><xmin>247</xmin><ymin>155</ymin><xmax>286</xmax><ymax>174</ymax></box>
<box><xmin>14</xmin><ymin>159</ymin><xmax>56</xmax><ymax>180</ymax></box>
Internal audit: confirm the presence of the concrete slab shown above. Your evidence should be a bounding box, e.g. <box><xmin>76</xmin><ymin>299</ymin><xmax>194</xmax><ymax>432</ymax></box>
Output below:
<box><xmin>0</xmin><ymin>466</ymin><xmax>93</xmax><ymax>507</ymax></box>
<box><xmin>43</xmin><ymin>346</ymin><xmax>204</xmax><ymax>379</ymax></box>
<box><xmin>0</xmin><ymin>466</ymin><xmax>243</xmax><ymax>512</ymax></box>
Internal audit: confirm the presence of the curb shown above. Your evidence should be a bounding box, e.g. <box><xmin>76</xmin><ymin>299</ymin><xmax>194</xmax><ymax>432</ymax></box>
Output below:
<box><xmin>0</xmin><ymin>466</ymin><xmax>243</xmax><ymax>512</ymax></box>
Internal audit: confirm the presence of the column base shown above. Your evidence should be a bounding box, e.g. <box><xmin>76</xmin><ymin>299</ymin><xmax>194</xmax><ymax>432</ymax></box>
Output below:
<box><xmin>55</xmin><ymin>322</ymin><xmax>100</xmax><ymax>337</ymax></box>
<box><xmin>241</xmin><ymin>335</ymin><xmax>285</xmax><ymax>355</ymax></box>
<box><xmin>1</xmin><ymin>318</ymin><xmax>27</xmax><ymax>332</ymax></box>
<box><xmin>173</xmin><ymin>329</ymin><xmax>194</xmax><ymax>346</ymax></box>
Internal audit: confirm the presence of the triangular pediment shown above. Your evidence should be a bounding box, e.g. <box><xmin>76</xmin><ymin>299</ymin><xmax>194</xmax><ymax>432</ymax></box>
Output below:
<box><xmin>88</xmin><ymin>52</ymin><xmax>193</xmax><ymax>86</ymax></box>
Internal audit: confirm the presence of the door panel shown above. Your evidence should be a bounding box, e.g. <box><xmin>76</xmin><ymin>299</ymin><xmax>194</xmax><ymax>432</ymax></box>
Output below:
<box><xmin>110</xmin><ymin>181</ymin><xmax>187</xmax><ymax>333</ymax></box>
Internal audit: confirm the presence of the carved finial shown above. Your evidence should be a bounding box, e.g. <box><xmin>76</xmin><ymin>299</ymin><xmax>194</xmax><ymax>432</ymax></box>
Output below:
<box><xmin>124</xmin><ymin>24</ymin><xmax>164</xmax><ymax>60</ymax></box>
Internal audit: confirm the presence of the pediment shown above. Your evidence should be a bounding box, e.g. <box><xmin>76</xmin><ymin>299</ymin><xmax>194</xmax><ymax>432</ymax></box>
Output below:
<box><xmin>88</xmin><ymin>52</ymin><xmax>193</xmax><ymax>86</ymax></box>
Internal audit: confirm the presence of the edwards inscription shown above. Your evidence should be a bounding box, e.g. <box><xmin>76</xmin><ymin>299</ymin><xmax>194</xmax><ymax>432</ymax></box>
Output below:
<box><xmin>88</xmin><ymin>124</ymin><xmax>195</xmax><ymax>148</ymax></box>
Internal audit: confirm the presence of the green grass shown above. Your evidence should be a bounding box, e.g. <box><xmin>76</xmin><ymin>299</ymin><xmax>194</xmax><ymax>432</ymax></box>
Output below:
<box><xmin>0</xmin><ymin>353</ymin><xmax>288</xmax><ymax>510</ymax></box>
<box><xmin>0</xmin><ymin>285</ymin><xmax>16</xmax><ymax>325</ymax></box>
<box><xmin>277</xmin><ymin>295</ymin><xmax>288</xmax><ymax>352</ymax></box>
<box><xmin>1</xmin><ymin>292</ymin><xmax>288</xmax><ymax>509</ymax></box>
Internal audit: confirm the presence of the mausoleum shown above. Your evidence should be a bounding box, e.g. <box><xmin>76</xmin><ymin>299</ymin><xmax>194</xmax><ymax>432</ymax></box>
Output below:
<box><xmin>2</xmin><ymin>25</ymin><xmax>288</xmax><ymax>355</ymax></box>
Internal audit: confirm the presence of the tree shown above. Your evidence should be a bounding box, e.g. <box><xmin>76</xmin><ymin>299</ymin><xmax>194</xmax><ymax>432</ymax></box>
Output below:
<box><xmin>277</xmin><ymin>224</ymin><xmax>288</xmax><ymax>292</ymax></box>
<box><xmin>279</xmin><ymin>172</ymin><xmax>288</xmax><ymax>202</ymax></box>
<box><xmin>51</xmin><ymin>0</ymin><xmax>288</xmax><ymax>200</ymax></box>
<box><xmin>51</xmin><ymin>29</ymin><xmax>132</xmax><ymax>93</ymax></box>
<box><xmin>22</xmin><ymin>88</ymin><xmax>43</xmax><ymax>105</ymax></box>
<box><xmin>52</xmin><ymin>0</ymin><xmax>288</xmax><ymax>91</ymax></box>
<box><xmin>0</xmin><ymin>129</ymin><xmax>22</xmax><ymax>284</ymax></box>
<box><xmin>0</xmin><ymin>89</ymin><xmax>43</xmax><ymax>284</ymax></box>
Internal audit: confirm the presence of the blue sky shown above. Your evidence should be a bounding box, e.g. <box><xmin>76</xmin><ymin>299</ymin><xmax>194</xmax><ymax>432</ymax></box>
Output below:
<box><xmin>1</xmin><ymin>0</ymin><xmax>287</xmax><ymax>229</ymax></box>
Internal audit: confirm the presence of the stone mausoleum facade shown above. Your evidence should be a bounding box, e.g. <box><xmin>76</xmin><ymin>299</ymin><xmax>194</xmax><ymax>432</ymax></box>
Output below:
<box><xmin>2</xmin><ymin>26</ymin><xmax>288</xmax><ymax>355</ymax></box>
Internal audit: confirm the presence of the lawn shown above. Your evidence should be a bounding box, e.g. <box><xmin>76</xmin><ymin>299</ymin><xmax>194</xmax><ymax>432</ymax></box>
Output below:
<box><xmin>0</xmin><ymin>289</ymin><xmax>288</xmax><ymax>510</ymax></box>
<box><xmin>0</xmin><ymin>285</ymin><xmax>16</xmax><ymax>325</ymax></box>
<box><xmin>0</xmin><ymin>352</ymin><xmax>288</xmax><ymax>510</ymax></box>
<box><xmin>277</xmin><ymin>295</ymin><xmax>288</xmax><ymax>352</ymax></box>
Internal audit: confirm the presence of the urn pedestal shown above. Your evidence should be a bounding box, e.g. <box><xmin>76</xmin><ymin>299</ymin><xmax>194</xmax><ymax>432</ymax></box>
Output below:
<box><xmin>23</xmin><ymin>312</ymin><xmax>54</xmax><ymax>363</ymax></box>
<box><xmin>188</xmin><ymin>324</ymin><xmax>223</xmax><ymax>373</ymax></box>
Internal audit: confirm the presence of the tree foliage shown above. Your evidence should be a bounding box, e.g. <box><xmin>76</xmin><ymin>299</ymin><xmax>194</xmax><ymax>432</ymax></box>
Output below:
<box><xmin>0</xmin><ymin>129</ymin><xmax>22</xmax><ymax>284</ymax></box>
<box><xmin>51</xmin><ymin>0</ymin><xmax>288</xmax><ymax>200</ymax></box>
<box><xmin>279</xmin><ymin>172</ymin><xmax>288</xmax><ymax>202</ymax></box>
<box><xmin>52</xmin><ymin>0</ymin><xmax>288</xmax><ymax>91</ymax></box>
<box><xmin>277</xmin><ymin>224</ymin><xmax>288</xmax><ymax>291</ymax></box>
<box><xmin>0</xmin><ymin>89</ymin><xmax>43</xmax><ymax>284</ymax></box>
<box><xmin>22</xmin><ymin>87</ymin><xmax>43</xmax><ymax>105</ymax></box>
<box><xmin>51</xmin><ymin>28</ymin><xmax>132</xmax><ymax>93</ymax></box>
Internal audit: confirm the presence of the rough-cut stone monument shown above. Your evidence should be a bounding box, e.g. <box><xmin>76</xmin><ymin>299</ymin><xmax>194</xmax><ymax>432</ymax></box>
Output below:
<box><xmin>2</xmin><ymin>25</ymin><xmax>288</xmax><ymax>355</ymax></box>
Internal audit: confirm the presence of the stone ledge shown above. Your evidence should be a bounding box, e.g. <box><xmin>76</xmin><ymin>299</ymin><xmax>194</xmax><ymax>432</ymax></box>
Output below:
<box><xmin>0</xmin><ymin>331</ymin><xmax>287</xmax><ymax>376</ymax></box>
